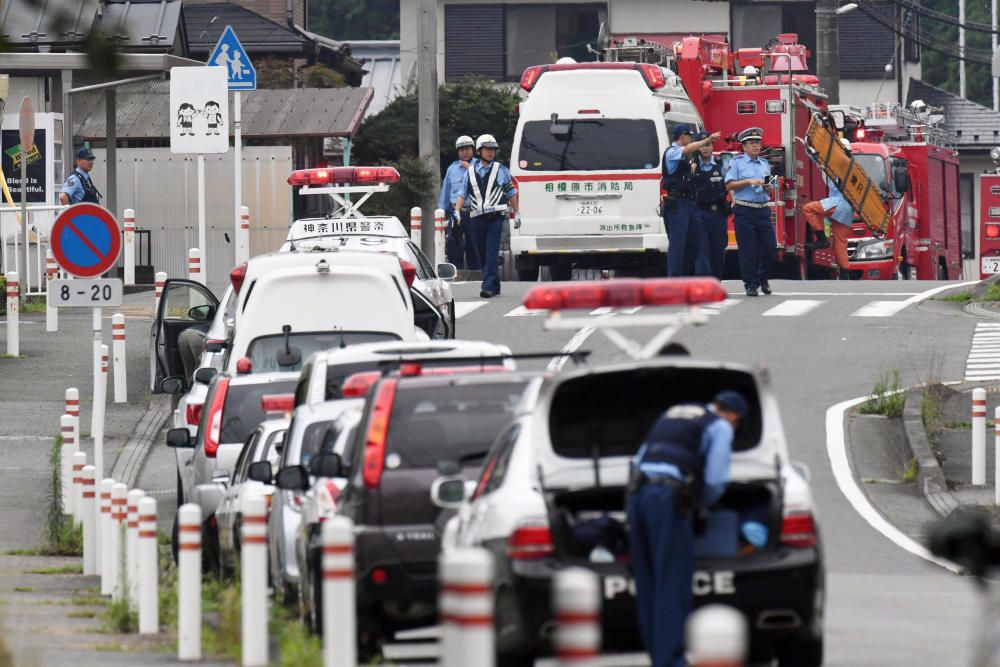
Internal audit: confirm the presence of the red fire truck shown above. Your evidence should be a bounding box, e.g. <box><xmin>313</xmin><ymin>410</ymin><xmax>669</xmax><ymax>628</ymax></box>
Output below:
<box><xmin>980</xmin><ymin>151</ymin><xmax>1000</xmax><ymax>279</ymax></box>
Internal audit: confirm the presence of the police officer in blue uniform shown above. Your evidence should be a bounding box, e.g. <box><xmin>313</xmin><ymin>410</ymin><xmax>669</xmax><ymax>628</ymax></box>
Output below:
<box><xmin>690</xmin><ymin>131</ymin><xmax>729</xmax><ymax>279</ymax></box>
<box><xmin>438</xmin><ymin>135</ymin><xmax>478</xmax><ymax>270</ymax></box>
<box><xmin>627</xmin><ymin>391</ymin><xmax>748</xmax><ymax>667</ymax></box>
<box><xmin>59</xmin><ymin>148</ymin><xmax>102</xmax><ymax>205</ymax></box>
<box><xmin>454</xmin><ymin>134</ymin><xmax>519</xmax><ymax>299</ymax></box>
<box><xmin>662</xmin><ymin>125</ymin><xmax>721</xmax><ymax>276</ymax></box>
<box><xmin>725</xmin><ymin>127</ymin><xmax>775</xmax><ymax>296</ymax></box>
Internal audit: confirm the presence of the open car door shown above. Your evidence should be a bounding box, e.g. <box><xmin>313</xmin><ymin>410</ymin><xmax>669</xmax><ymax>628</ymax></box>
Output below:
<box><xmin>411</xmin><ymin>287</ymin><xmax>451</xmax><ymax>339</ymax></box>
<box><xmin>150</xmin><ymin>279</ymin><xmax>220</xmax><ymax>392</ymax></box>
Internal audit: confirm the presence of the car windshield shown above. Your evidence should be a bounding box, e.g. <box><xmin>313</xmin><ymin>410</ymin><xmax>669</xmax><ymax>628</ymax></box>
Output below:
<box><xmin>853</xmin><ymin>154</ymin><xmax>887</xmax><ymax>184</ymax></box>
<box><xmin>385</xmin><ymin>379</ymin><xmax>529</xmax><ymax>468</ymax></box>
<box><xmin>247</xmin><ymin>332</ymin><xmax>401</xmax><ymax>373</ymax></box>
<box><xmin>518</xmin><ymin>119</ymin><xmax>659</xmax><ymax>171</ymax></box>
<box><xmin>220</xmin><ymin>380</ymin><xmax>298</xmax><ymax>444</ymax></box>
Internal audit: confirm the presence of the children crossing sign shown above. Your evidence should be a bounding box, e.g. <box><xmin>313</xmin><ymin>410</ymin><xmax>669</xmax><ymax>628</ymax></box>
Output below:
<box><xmin>208</xmin><ymin>26</ymin><xmax>257</xmax><ymax>91</ymax></box>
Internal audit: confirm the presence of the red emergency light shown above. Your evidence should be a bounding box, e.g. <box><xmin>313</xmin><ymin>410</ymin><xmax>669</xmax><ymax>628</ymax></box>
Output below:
<box><xmin>520</xmin><ymin>62</ymin><xmax>666</xmax><ymax>92</ymax></box>
<box><xmin>261</xmin><ymin>393</ymin><xmax>294</xmax><ymax>413</ymax></box>
<box><xmin>986</xmin><ymin>224</ymin><xmax>1000</xmax><ymax>240</ymax></box>
<box><xmin>287</xmin><ymin>166</ymin><xmax>400</xmax><ymax>187</ymax></box>
<box><xmin>398</xmin><ymin>363</ymin><xmax>508</xmax><ymax>377</ymax></box>
<box><xmin>522</xmin><ymin>278</ymin><xmax>727</xmax><ymax>311</ymax></box>
<box><xmin>855</xmin><ymin>128</ymin><xmax>866</xmax><ymax>140</ymax></box>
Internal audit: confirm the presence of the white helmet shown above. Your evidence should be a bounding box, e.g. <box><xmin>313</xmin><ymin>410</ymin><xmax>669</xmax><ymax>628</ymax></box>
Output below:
<box><xmin>476</xmin><ymin>134</ymin><xmax>499</xmax><ymax>151</ymax></box>
<box><xmin>455</xmin><ymin>135</ymin><xmax>474</xmax><ymax>150</ymax></box>
<box><xmin>742</xmin><ymin>65</ymin><xmax>759</xmax><ymax>76</ymax></box>
<box><xmin>840</xmin><ymin>138</ymin><xmax>851</xmax><ymax>150</ymax></box>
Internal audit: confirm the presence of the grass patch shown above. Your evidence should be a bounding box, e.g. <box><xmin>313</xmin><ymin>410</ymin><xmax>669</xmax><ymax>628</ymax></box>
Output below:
<box><xmin>202</xmin><ymin>578</ymin><xmax>241</xmax><ymax>661</ymax></box>
<box><xmin>0</xmin><ymin>354</ymin><xmax>26</xmax><ymax>359</ymax></box>
<box><xmin>900</xmin><ymin>458</ymin><xmax>918</xmax><ymax>483</ymax></box>
<box><xmin>858</xmin><ymin>370</ymin><xmax>905</xmax><ymax>418</ymax></box>
<box><xmin>272</xmin><ymin>606</ymin><xmax>322</xmax><ymax>667</ymax></box>
<box><xmin>981</xmin><ymin>283</ymin><xmax>1000</xmax><ymax>302</ymax></box>
<box><xmin>27</xmin><ymin>564</ymin><xmax>83</xmax><ymax>575</ymax></box>
<box><xmin>21</xmin><ymin>298</ymin><xmax>47</xmax><ymax>314</ymax></box>
<box><xmin>13</xmin><ymin>586</ymin><xmax>33</xmax><ymax>593</ymax></box>
<box><xmin>922</xmin><ymin>385</ymin><xmax>943</xmax><ymax>430</ymax></box>
<box><xmin>938</xmin><ymin>290</ymin><xmax>973</xmax><ymax>303</ymax></box>
<box><xmin>68</xmin><ymin>610</ymin><xmax>97</xmax><ymax>619</ymax></box>
<box><xmin>73</xmin><ymin>591</ymin><xmax>107</xmax><ymax>607</ymax></box>
<box><xmin>102</xmin><ymin>596</ymin><xmax>137</xmax><ymax>634</ymax></box>
<box><xmin>94</xmin><ymin>642</ymin><xmax>125</xmax><ymax>652</ymax></box>
<box><xmin>36</xmin><ymin>435</ymin><xmax>83</xmax><ymax>557</ymax></box>
<box><xmin>946</xmin><ymin>421</ymin><xmax>972</xmax><ymax>430</ymax></box>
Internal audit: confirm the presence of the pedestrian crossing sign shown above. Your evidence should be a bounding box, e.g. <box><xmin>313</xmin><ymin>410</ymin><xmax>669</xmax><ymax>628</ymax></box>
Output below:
<box><xmin>208</xmin><ymin>25</ymin><xmax>256</xmax><ymax>91</ymax></box>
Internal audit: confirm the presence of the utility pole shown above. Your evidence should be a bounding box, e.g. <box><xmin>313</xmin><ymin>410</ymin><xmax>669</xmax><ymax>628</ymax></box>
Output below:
<box><xmin>816</xmin><ymin>0</ymin><xmax>840</xmax><ymax>104</ymax></box>
<box><xmin>992</xmin><ymin>0</ymin><xmax>997</xmax><ymax>110</ymax></box>
<box><xmin>417</xmin><ymin>0</ymin><xmax>441</xmax><ymax>261</ymax></box>
<box><xmin>960</xmin><ymin>0</ymin><xmax>967</xmax><ymax>98</ymax></box>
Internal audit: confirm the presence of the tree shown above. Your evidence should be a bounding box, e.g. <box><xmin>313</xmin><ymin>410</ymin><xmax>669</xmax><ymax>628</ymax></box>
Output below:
<box><xmin>309</xmin><ymin>0</ymin><xmax>400</xmax><ymax>40</ymax></box>
<box><xmin>919</xmin><ymin>0</ymin><xmax>994</xmax><ymax>107</ymax></box>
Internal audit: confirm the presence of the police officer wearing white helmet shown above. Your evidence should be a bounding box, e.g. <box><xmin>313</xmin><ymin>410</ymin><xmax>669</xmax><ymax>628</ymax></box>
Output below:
<box><xmin>454</xmin><ymin>134</ymin><xmax>519</xmax><ymax>298</ymax></box>
<box><xmin>438</xmin><ymin>135</ymin><xmax>478</xmax><ymax>269</ymax></box>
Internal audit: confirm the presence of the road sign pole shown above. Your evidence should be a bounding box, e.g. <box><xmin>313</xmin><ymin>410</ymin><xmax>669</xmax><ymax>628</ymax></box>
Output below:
<box><xmin>20</xmin><ymin>150</ymin><xmax>28</xmax><ymax>297</ymax></box>
<box><xmin>235</xmin><ymin>91</ymin><xmax>245</xmax><ymax>266</ymax></box>
<box><xmin>197</xmin><ymin>156</ymin><xmax>206</xmax><ymax>281</ymax></box>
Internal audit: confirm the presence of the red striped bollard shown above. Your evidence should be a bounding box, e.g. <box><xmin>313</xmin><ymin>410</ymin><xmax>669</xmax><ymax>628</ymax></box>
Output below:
<box><xmin>93</xmin><ymin>345</ymin><xmax>108</xmax><ymax>480</ymax></box>
<box><xmin>126</xmin><ymin>489</ymin><xmax>145</xmax><ymax>606</ymax></box>
<box><xmin>59</xmin><ymin>414</ymin><xmax>76</xmax><ymax>515</ymax></box>
<box><xmin>410</xmin><ymin>206</ymin><xmax>422</xmax><ymax>245</ymax></box>
<box><xmin>434</xmin><ymin>207</ymin><xmax>446</xmax><ymax>265</ymax></box>
<box><xmin>82</xmin><ymin>465</ymin><xmax>97</xmax><ymax>575</ymax></box>
<box><xmin>99</xmin><ymin>479</ymin><xmax>113</xmax><ymax>588</ymax></box>
<box><xmin>110</xmin><ymin>483</ymin><xmax>127</xmax><ymax>600</ymax></box>
<box><xmin>112</xmin><ymin>313</ymin><xmax>127</xmax><ymax>403</ymax></box>
<box><xmin>440</xmin><ymin>548</ymin><xmax>494</xmax><ymax>667</ymax></box>
<box><xmin>554</xmin><ymin>567</ymin><xmax>601</xmax><ymax>666</ymax></box>
<box><xmin>322</xmin><ymin>516</ymin><xmax>356</xmax><ymax>667</ymax></box>
<box><xmin>188</xmin><ymin>248</ymin><xmax>201</xmax><ymax>284</ymax></box>
<box><xmin>65</xmin><ymin>387</ymin><xmax>80</xmax><ymax>420</ymax></box>
<box><xmin>138</xmin><ymin>496</ymin><xmax>159</xmax><ymax>634</ymax></box>
<box><xmin>123</xmin><ymin>209</ymin><xmax>136</xmax><ymax>286</ymax></box>
<box><xmin>973</xmin><ymin>387</ymin><xmax>987</xmax><ymax>485</ymax></box>
<box><xmin>241</xmin><ymin>494</ymin><xmax>268</xmax><ymax>665</ymax></box>
<box><xmin>178</xmin><ymin>503</ymin><xmax>201</xmax><ymax>660</ymax></box>
<box><xmin>240</xmin><ymin>205</ymin><xmax>251</xmax><ymax>257</ymax></box>
<box><xmin>5</xmin><ymin>271</ymin><xmax>18</xmax><ymax>356</ymax></box>
<box><xmin>686</xmin><ymin>604</ymin><xmax>747</xmax><ymax>667</ymax></box>
<box><xmin>154</xmin><ymin>272</ymin><xmax>167</xmax><ymax>314</ymax></box>
<box><xmin>71</xmin><ymin>451</ymin><xmax>86</xmax><ymax>526</ymax></box>
<box><xmin>45</xmin><ymin>249</ymin><xmax>58</xmax><ymax>332</ymax></box>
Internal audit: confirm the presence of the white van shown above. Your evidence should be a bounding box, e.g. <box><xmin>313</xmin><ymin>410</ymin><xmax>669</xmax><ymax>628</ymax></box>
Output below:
<box><xmin>510</xmin><ymin>61</ymin><xmax>702</xmax><ymax>280</ymax></box>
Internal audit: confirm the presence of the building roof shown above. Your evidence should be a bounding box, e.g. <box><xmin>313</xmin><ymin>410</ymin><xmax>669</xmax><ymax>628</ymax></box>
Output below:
<box><xmin>184</xmin><ymin>3</ymin><xmax>309</xmax><ymax>56</ymax></box>
<box><xmin>838</xmin><ymin>7</ymin><xmax>895</xmax><ymax>79</ymax></box>
<box><xmin>73</xmin><ymin>80</ymin><xmax>373</xmax><ymax>139</ymax></box>
<box><xmin>907</xmin><ymin>78</ymin><xmax>1000</xmax><ymax>148</ymax></box>
<box><xmin>347</xmin><ymin>40</ymin><xmax>402</xmax><ymax>117</ymax></box>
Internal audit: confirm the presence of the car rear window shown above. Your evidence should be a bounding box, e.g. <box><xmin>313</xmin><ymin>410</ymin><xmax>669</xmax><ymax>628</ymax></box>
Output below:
<box><xmin>247</xmin><ymin>332</ymin><xmax>401</xmax><ymax>373</ymax></box>
<box><xmin>548</xmin><ymin>367</ymin><xmax>762</xmax><ymax>456</ymax></box>
<box><xmin>385</xmin><ymin>380</ymin><xmax>529</xmax><ymax>468</ymax></box>
<box><xmin>518</xmin><ymin>119</ymin><xmax>659</xmax><ymax>171</ymax></box>
<box><xmin>220</xmin><ymin>380</ymin><xmax>298</xmax><ymax>444</ymax></box>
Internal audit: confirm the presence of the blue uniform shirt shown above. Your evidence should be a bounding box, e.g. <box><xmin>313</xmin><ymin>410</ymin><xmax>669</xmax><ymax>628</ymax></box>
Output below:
<box><xmin>60</xmin><ymin>167</ymin><xmax>93</xmax><ymax>204</ymax></box>
<box><xmin>438</xmin><ymin>159</ymin><xmax>473</xmax><ymax>213</ymax></box>
<box><xmin>634</xmin><ymin>406</ymin><xmax>733</xmax><ymax>507</ymax></box>
<box><xmin>820</xmin><ymin>175</ymin><xmax>854</xmax><ymax>227</ymax></box>
<box><xmin>725</xmin><ymin>153</ymin><xmax>772</xmax><ymax>203</ymax></box>
<box><xmin>662</xmin><ymin>143</ymin><xmax>685</xmax><ymax>176</ymax></box>
<box><xmin>459</xmin><ymin>160</ymin><xmax>517</xmax><ymax>201</ymax></box>
<box><xmin>698</xmin><ymin>155</ymin><xmax>719</xmax><ymax>172</ymax></box>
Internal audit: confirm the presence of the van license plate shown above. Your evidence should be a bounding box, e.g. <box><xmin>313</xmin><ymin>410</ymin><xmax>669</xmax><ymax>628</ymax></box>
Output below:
<box><xmin>576</xmin><ymin>200</ymin><xmax>604</xmax><ymax>216</ymax></box>
<box><xmin>984</xmin><ymin>257</ymin><xmax>1000</xmax><ymax>274</ymax></box>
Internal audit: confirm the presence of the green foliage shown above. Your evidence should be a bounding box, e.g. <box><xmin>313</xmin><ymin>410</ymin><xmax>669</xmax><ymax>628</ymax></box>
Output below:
<box><xmin>922</xmin><ymin>385</ymin><xmax>942</xmax><ymax>429</ymax></box>
<box><xmin>858</xmin><ymin>370</ymin><xmax>905</xmax><ymax>418</ymax></box>
<box><xmin>309</xmin><ymin>0</ymin><xmax>400</xmax><ymax>40</ymax></box>
<box><xmin>27</xmin><ymin>564</ymin><xmax>83</xmax><ymax>575</ymax></box>
<box><xmin>937</xmin><ymin>290</ymin><xmax>972</xmax><ymax>303</ymax></box>
<box><xmin>899</xmin><ymin>457</ymin><xmax>918</xmax><ymax>483</ymax></box>
<box><xmin>272</xmin><ymin>606</ymin><xmax>322</xmax><ymax>667</ymax></box>
<box><xmin>43</xmin><ymin>435</ymin><xmax>83</xmax><ymax>557</ymax></box>
<box><xmin>981</xmin><ymin>283</ymin><xmax>1000</xmax><ymax>302</ymax></box>
<box><xmin>370</xmin><ymin>156</ymin><xmax>435</xmax><ymax>230</ymax></box>
<box><xmin>202</xmin><ymin>577</ymin><xmax>241</xmax><ymax>661</ymax></box>
<box><xmin>921</xmin><ymin>0</ymin><xmax>995</xmax><ymax>108</ymax></box>
<box><xmin>102</xmin><ymin>596</ymin><xmax>137</xmax><ymax>633</ymax></box>
<box><xmin>256</xmin><ymin>56</ymin><xmax>346</xmax><ymax>89</ymax></box>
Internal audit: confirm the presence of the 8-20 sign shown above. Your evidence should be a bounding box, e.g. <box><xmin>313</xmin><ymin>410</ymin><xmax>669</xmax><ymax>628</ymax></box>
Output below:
<box><xmin>49</xmin><ymin>279</ymin><xmax>123</xmax><ymax>307</ymax></box>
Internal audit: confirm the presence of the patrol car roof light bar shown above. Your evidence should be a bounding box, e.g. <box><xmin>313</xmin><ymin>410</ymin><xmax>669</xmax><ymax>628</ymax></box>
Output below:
<box><xmin>287</xmin><ymin>167</ymin><xmax>401</xmax><ymax>218</ymax></box>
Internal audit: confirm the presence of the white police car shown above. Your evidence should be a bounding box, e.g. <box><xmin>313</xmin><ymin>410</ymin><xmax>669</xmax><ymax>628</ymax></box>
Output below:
<box><xmin>283</xmin><ymin>166</ymin><xmax>456</xmax><ymax>333</ymax></box>
<box><xmin>434</xmin><ymin>279</ymin><xmax>824</xmax><ymax>667</ymax></box>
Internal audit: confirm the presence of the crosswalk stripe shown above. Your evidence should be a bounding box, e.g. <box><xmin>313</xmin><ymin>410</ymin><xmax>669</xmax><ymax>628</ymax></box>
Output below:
<box><xmin>964</xmin><ymin>323</ymin><xmax>1000</xmax><ymax>381</ymax></box>
<box><xmin>504</xmin><ymin>305</ymin><xmax>545</xmax><ymax>317</ymax></box>
<box><xmin>453</xmin><ymin>301</ymin><xmax>488</xmax><ymax>319</ymax></box>
<box><xmin>850</xmin><ymin>300</ymin><xmax>910</xmax><ymax>317</ymax></box>
<box><xmin>762</xmin><ymin>299</ymin><xmax>824</xmax><ymax>317</ymax></box>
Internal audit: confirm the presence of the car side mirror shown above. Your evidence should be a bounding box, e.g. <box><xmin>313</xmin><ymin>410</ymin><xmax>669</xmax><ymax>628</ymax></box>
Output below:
<box><xmin>430</xmin><ymin>476</ymin><xmax>467</xmax><ymax>509</ymax></box>
<box><xmin>309</xmin><ymin>453</ymin><xmax>344</xmax><ymax>478</ymax></box>
<box><xmin>204</xmin><ymin>339</ymin><xmax>228</xmax><ymax>353</ymax></box>
<box><xmin>160</xmin><ymin>376</ymin><xmax>187</xmax><ymax>395</ymax></box>
<box><xmin>248</xmin><ymin>460</ymin><xmax>273</xmax><ymax>484</ymax></box>
<box><xmin>275</xmin><ymin>465</ymin><xmax>310</xmax><ymax>491</ymax></box>
<box><xmin>893</xmin><ymin>169</ymin><xmax>910</xmax><ymax>194</ymax></box>
<box><xmin>436</xmin><ymin>263</ymin><xmax>458</xmax><ymax>281</ymax></box>
<box><xmin>189</xmin><ymin>304</ymin><xmax>215</xmax><ymax>321</ymax></box>
<box><xmin>194</xmin><ymin>367</ymin><xmax>217</xmax><ymax>385</ymax></box>
<box><xmin>166</xmin><ymin>427</ymin><xmax>193</xmax><ymax>449</ymax></box>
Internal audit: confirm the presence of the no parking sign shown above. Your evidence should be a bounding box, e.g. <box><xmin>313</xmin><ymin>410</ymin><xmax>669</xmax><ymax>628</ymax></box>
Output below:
<box><xmin>51</xmin><ymin>204</ymin><xmax>122</xmax><ymax>278</ymax></box>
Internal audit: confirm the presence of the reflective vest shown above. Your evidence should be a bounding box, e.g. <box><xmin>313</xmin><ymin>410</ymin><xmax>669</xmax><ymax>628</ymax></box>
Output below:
<box><xmin>693</xmin><ymin>160</ymin><xmax>727</xmax><ymax>207</ymax></box>
<box><xmin>78</xmin><ymin>169</ymin><xmax>101</xmax><ymax>204</ymax></box>
<box><xmin>468</xmin><ymin>161</ymin><xmax>508</xmax><ymax>219</ymax></box>
<box><xmin>636</xmin><ymin>403</ymin><xmax>717</xmax><ymax>478</ymax></box>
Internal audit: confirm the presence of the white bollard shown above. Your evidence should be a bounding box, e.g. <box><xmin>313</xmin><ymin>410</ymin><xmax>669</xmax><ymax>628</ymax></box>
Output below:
<box><xmin>5</xmin><ymin>271</ymin><xmax>19</xmax><ymax>356</ymax></box>
<box><xmin>100</xmin><ymin>479</ymin><xmax>114</xmax><ymax>593</ymax></box>
<box><xmin>112</xmin><ymin>313</ymin><xmax>127</xmax><ymax>403</ymax></box>
<box><xmin>82</xmin><ymin>465</ymin><xmax>97</xmax><ymax>575</ymax></box>
<box><xmin>995</xmin><ymin>407</ymin><xmax>1000</xmax><ymax>506</ymax></box>
<box><xmin>686</xmin><ymin>604</ymin><xmax>747</xmax><ymax>667</ymax></box>
<box><xmin>554</xmin><ymin>567</ymin><xmax>601</xmax><ymax>666</ymax></box>
<box><xmin>434</xmin><ymin>208</ymin><xmax>447</xmax><ymax>265</ymax></box>
<box><xmin>59</xmin><ymin>414</ymin><xmax>77</xmax><ymax>515</ymax></box>
<box><xmin>973</xmin><ymin>388</ymin><xmax>987</xmax><ymax>485</ymax></box>
<box><xmin>240</xmin><ymin>205</ymin><xmax>251</xmax><ymax>260</ymax></box>
<box><xmin>126</xmin><ymin>489</ymin><xmax>145</xmax><ymax>607</ymax></box>
<box><xmin>154</xmin><ymin>272</ymin><xmax>167</xmax><ymax>314</ymax></box>
<box><xmin>138</xmin><ymin>496</ymin><xmax>159</xmax><ymax>634</ymax></box>
<box><xmin>65</xmin><ymin>387</ymin><xmax>80</xmax><ymax>421</ymax></box>
<box><xmin>440</xmin><ymin>548</ymin><xmax>494</xmax><ymax>667</ymax></box>
<box><xmin>93</xmin><ymin>345</ymin><xmax>108</xmax><ymax>479</ymax></box>
<box><xmin>123</xmin><ymin>209</ymin><xmax>136</xmax><ymax>287</ymax></box>
<box><xmin>410</xmin><ymin>206</ymin><xmax>422</xmax><ymax>246</ymax></box>
<box><xmin>178</xmin><ymin>503</ymin><xmax>202</xmax><ymax>661</ymax></box>
<box><xmin>45</xmin><ymin>249</ymin><xmax>58</xmax><ymax>332</ymax></box>
<box><xmin>110</xmin><ymin>482</ymin><xmax>127</xmax><ymax>601</ymax></box>
<box><xmin>188</xmin><ymin>248</ymin><xmax>201</xmax><ymax>284</ymax></box>
<box><xmin>71</xmin><ymin>451</ymin><xmax>86</xmax><ymax>526</ymax></box>
<box><xmin>242</xmin><ymin>494</ymin><xmax>268</xmax><ymax>666</ymax></box>
<box><xmin>322</xmin><ymin>517</ymin><xmax>356</xmax><ymax>667</ymax></box>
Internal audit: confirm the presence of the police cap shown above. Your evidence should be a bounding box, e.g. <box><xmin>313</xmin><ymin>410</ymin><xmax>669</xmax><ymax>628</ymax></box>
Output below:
<box><xmin>692</xmin><ymin>131</ymin><xmax>711</xmax><ymax>142</ymax></box>
<box><xmin>713</xmin><ymin>390</ymin><xmax>749</xmax><ymax>417</ymax></box>
<box><xmin>75</xmin><ymin>147</ymin><xmax>96</xmax><ymax>160</ymax></box>
<box><xmin>737</xmin><ymin>127</ymin><xmax>763</xmax><ymax>144</ymax></box>
<box><xmin>671</xmin><ymin>123</ymin><xmax>694</xmax><ymax>140</ymax></box>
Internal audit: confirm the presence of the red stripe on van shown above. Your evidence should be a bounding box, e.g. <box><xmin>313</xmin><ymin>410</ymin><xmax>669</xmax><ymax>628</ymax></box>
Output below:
<box><xmin>515</xmin><ymin>173</ymin><xmax>661</xmax><ymax>182</ymax></box>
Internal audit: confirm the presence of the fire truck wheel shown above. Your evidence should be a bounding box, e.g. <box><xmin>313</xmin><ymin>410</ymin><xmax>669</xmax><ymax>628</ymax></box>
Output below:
<box><xmin>937</xmin><ymin>261</ymin><xmax>948</xmax><ymax>280</ymax></box>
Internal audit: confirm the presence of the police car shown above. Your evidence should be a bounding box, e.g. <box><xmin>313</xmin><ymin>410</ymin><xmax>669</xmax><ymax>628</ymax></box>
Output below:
<box><xmin>434</xmin><ymin>279</ymin><xmax>824</xmax><ymax>667</ymax></box>
<box><xmin>283</xmin><ymin>166</ymin><xmax>456</xmax><ymax>333</ymax></box>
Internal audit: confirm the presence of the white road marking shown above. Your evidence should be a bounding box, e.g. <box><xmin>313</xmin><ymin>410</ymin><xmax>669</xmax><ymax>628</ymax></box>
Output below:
<box><xmin>504</xmin><ymin>305</ymin><xmax>545</xmax><ymax>317</ymax></box>
<box><xmin>0</xmin><ymin>435</ymin><xmax>55</xmax><ymax>441</ymax></box>
<box><xmin>547</xmin><ymin>325</ymin><xmax>596</xmax><ymax>373</ymax></box>
<box><xmin>850</xmin><ymin>300</ymin><xmax>911</xmax><ymax>317</ymax></box>
<box><xmin>771</xmin><ymin>291</ymin><xmax>922</xmax><ymax>296</ymax></box>
<box><xmin>453</xmin><ymin>301</ymin><xmax>487</xmax><ymax>319</ymax></box>
<box><xmin>700</xmin><ymin>298</ymin><xmax>740</xmax><ymax>316</ymax></box>
<box><xmin>762</xmin><ymin>299</ymin><xmax>824</xmax><ymax>317</ymax></box>
<box><xmin>965</xmin><ymin>322</ymin><xmax>1000</xmax><ymax>381</ymax></box>
<box><xmin>826</xmin><ymin>396</ymin><xmax>961</xmax><ymax>573</ymax></box>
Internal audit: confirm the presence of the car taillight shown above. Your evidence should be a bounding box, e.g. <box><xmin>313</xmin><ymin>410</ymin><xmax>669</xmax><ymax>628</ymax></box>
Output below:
<box><xmin>506</xmin><ymin>522</ymin><xmax>555</xmax><ymax>560</ymax></box>
<box><xmin>203</xmin><ymin>378</ymin><xmax>230</xmax><ymax>458</ymax></box>
<box><xmin>185</xmin><ymin>402</ymin><xmax>203</xmax><ymax>426</ymax></box>
<box><xmin>230</xmin><ymin>262</ymin><xmax>247</xmax><ymax>293</ymax></box>
<box><xmin>400</xmin><ymin>259</ymin><xmax>417</xmax><ymax>287</ymax></box>
<box><xmin>363</xmin><ymin>379</ymin><xmax>397</xmax><ymax>489</ymax></box>
<box><xmin>780</xmin><ymin>512</ymin><xmax>817</xmax><ymax>548</ymax></box>
<box><xmin>342</xmin><ymin>371</ymin><xmax>382</xmax><ymax>398</ymax></box>
<box><xmin>520</xmin><ymin>65</ymin><xmax>544</xmax><ymax>91</ymax></box>
<box><xmin>987</xmin><ymin>224</ymin><xmax>1000</xmax><ymax>240</ymax></box>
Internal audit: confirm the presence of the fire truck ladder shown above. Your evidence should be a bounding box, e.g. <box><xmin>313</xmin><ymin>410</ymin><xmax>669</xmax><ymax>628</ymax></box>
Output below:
<box><xmin>804</xmin><ymin>114</ymin><xmax>891</xmax><ymax>238</ymax></box>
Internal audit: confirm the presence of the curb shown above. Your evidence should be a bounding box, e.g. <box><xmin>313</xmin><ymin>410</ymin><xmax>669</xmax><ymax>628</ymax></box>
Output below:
<box><xmin>110</xmin><ymin>395</ymin><xmax>171</xmax><ymax>488</ymax></box>
<box><xmin>964</xmin><ymin>301</ymin><xmax>1000</xmax><ymax>321</ymax></box>
<box><xmin>902</xmin><ymin>387</ymin><xmax>959</xmax><ymax>517</ymax></box>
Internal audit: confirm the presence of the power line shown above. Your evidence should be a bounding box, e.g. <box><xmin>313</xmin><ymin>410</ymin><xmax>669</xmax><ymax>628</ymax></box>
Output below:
<box><xmin>857</xmin><ymin>1</ymin><xmax>995</xmax><ymax>65</ymax></box>
<box><xmin>880</xmin><ymin>0</ymin><xmax>999</xmax><ymax>35</ymax></box>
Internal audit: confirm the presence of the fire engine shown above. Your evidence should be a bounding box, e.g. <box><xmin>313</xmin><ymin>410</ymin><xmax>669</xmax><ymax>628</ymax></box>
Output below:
<box><xmin>980</xmin><ymin>148</ymin><xmax>1000</xmax><ymax>279</ymax></box>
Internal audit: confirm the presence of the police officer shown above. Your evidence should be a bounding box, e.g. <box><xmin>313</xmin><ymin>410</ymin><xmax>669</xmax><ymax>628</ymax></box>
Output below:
<box><xmin>662</xmin><ymin>124</ymin><xmax>721</xmax><ymax>276</ymax></box>
<box><xmin>627</xmin><ymin>391</ymin><xmax>747</xmax><ymax>667</ymax></box>
<box><xmin>690</xmin><ymin>131</ymin><xmax>729</xmax><ymax>279</ymax></box>
<box><xmin>454</xmin><ymin>134</ymin><xmax>519</xmax><ymax>299</ymax></box>
<box><xmin>438</xmin><ymin>135</ymin><xmax>478</xmax><ymax>270</ymax></box>
<box><xmin>725</xmin><ymin>128</ymin><xmax>775</xmax><ymax>296</ymax></box>
<box><xmin>59</xmin><ymin>147</ymin><xmax>102</xmax><ymax>205</ymax></box>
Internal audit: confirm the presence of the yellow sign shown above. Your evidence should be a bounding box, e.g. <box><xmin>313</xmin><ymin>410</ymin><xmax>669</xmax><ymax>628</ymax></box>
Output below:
<box><xmin>4</xmin><ymin>144</ymin><xmax>41</xmax><ymax>170</ymax></box>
